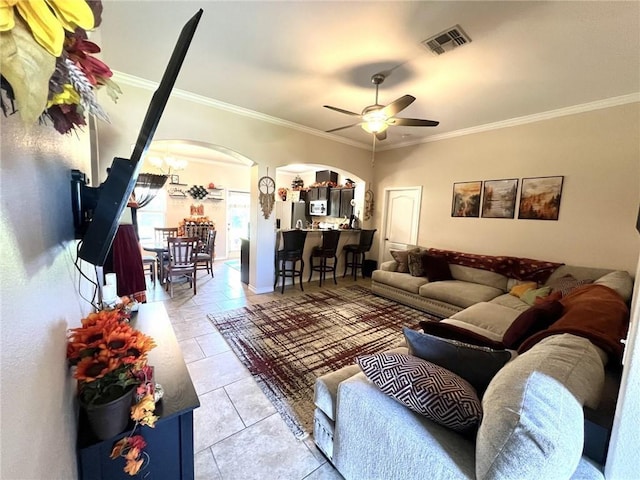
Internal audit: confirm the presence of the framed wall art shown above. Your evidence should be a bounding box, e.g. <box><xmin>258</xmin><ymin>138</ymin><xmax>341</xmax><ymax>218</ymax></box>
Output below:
<box><xmin>481</xmin><ymin>178</ymin><xmax>518</xmax><ymax>219</ymax></box>
<box><xmin>518</xmin><ymin>176</ymin><xmax>564</xmax><ymax>220</ymax></box>
<box><xmin>170</xmin><ymin>174</ymin><xmax>180</xmax><ymax>185</ymax></box>
<box><xmin>451</xmin><ymin>181</ymin><xmax>482</xmax><ymax>217</ymax></box>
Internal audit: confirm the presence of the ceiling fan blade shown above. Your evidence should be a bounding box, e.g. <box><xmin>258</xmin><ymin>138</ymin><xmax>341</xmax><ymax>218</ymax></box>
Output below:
<box><xmin>381</xmin><ymin>95</ymin><xmax>415</xmax><ymax>117</ymax></box>
<box><xmin>389</xmin><ymin>117</ymin><xmax>439</xmax><ymax>127</ymax></box>
<box><xmin>326</xmin><ymin>123</ymin><xmax>360</xmax><ymax>133</ymax></box>
<box><xmin>375</xmin><ymin>130</ymin><xmax>387</xmax><ymax>141</ymax></box>
<box><xmin>323</xmin><ymin>105</ymin><xmax>362</xmax><ymax>117</ymax></box>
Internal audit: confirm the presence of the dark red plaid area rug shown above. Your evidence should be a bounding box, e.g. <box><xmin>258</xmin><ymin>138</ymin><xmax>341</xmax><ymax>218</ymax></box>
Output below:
<box><xmin>207</xmin><ymin>285</ymin><xmax>439</xmax><ymax>439</ymax></box>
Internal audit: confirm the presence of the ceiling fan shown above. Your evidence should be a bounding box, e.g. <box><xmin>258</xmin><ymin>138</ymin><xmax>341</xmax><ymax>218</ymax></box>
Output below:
<box><xmin>324</xmin><ymin>73</ymin><xmax>439</xmax><ymax>141</ymax></box>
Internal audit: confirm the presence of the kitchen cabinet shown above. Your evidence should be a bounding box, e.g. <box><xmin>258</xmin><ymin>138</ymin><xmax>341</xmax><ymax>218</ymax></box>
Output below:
<box><xmin>329</xmin><ymin>189</ymin><xmax>341</xmax><ymax>217</ymax></box>
<box><xmin>309</xmin><ymin>187</ymin><xmax>330</xmax><ymax>201</ymax></box>
<box><xmin>340</xmin><ymin>188</ymin><xmax>355</xmax><ymax>217</ymax></box>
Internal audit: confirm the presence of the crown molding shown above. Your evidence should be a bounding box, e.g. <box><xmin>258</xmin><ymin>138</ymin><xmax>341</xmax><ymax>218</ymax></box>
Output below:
<box><xmin>113</xmin><ymin>71</ymin><xmax>370</xmax><ymax>151</ymax></box>
<box><xmin>377</xmin><ymin>92</ymin><xmax>640</xmax><ymax>151</ymax></box>
<box><xmin>113</xmin><ymin>72</ymin><xmax>638</xmax><ymax>153</ymax></box>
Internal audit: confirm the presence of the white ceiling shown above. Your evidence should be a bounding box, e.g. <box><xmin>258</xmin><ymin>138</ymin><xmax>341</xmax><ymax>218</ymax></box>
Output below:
<box><xmin>98</xmin><ymin>1</ymin><xmax>640</xmax><ymax>150</ymax></box>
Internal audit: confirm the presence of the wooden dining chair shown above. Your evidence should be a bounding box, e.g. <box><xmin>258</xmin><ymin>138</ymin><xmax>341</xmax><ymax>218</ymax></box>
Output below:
<box><xmin>139</xmin><ymin>244</ymin><xmax>157</xmax><ymax>286</ymax></box>
<box><xmin>155</xmin><ymin>227</ymin><xmax>179</xmax><ymax>244</ymax></box>
<box><xmin>154</xmin><ymin>227</ymin><xmax>179</xmax><ymax>277</ymax></box>
<box><xmin>164</xmin><ymin>236</ymin><xmax>198</xmax><ymax>297</ymax></box>
<box><xmin>196</xmin><ymin>229</ymin><xmax>217</xmax><ymax>277</ymax></box>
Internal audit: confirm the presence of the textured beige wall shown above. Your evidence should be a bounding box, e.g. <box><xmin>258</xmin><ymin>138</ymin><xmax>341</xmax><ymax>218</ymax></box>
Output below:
<box><xmin>372</xmin><ymin>103</ymin><xmax>640</xmax><ymax>273</ymax></box>
<box><xmin>0</xmin><ymin>115</ymin><xmax>92</xmax><ymax>478</ymax></box>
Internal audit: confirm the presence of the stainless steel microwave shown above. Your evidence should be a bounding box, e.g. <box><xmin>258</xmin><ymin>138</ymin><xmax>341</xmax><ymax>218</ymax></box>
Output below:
<box><xmin>309</xmin><ymin>200</ymin><xmax>328</xmax><ymax>216</ymax></box>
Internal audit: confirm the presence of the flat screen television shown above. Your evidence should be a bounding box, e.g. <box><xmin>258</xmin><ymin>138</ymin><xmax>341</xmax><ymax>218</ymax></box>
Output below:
<box><xmin>72</xmin><ymin>9</ymin><xmax>203</xmax><ymax>266</ymax></box>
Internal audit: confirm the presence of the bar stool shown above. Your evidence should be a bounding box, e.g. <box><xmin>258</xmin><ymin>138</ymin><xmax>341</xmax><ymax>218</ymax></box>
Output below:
<box><xmin>343</xmin><ymin>229</ymin><xmax>377</xmax><ymax>281</ymax></box>
<box><xmin>274</xmin><ymin>230</ymin><xmax>308</xmax><ymax>293</ymax></box>
<box><xmin>308</xmin><ymin>230</ymin><xmax>341</xmax><ymax>287</ymax></box>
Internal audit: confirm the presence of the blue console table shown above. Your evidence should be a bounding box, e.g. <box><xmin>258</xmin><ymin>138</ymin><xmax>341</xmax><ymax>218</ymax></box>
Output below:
<box><xmin>76</xmin><ymin>303</ymin><xmax>200</xmax><ymax>479</ymax></box>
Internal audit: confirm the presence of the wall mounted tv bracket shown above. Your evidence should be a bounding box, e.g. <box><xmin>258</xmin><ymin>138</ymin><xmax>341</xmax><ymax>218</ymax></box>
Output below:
<box><xmin>71</xmin><ymin>169</ymin><xmax>100</xmax><ymax>239</ymax></box>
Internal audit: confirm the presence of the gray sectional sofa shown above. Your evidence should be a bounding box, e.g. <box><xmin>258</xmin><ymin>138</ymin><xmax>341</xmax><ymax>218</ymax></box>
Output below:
<box><xmin>314</xmin><ymin>248</ymin><xmax>633</xmax><ymax>480</ymax></box>
<box><xmin>372</xmin><ymin>254</ymin><xmax>631</xmax><ymax>320</ymax></box>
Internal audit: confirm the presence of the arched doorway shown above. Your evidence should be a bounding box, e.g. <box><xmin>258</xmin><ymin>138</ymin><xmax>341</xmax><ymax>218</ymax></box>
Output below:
<box><xmin>140</xmin><ymin>140</ymin><xmax>254</xmax><ymax>262</ymax></box>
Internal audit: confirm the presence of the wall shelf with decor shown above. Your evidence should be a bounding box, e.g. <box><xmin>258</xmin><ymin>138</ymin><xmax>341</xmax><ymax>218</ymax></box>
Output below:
<box><xmin>167</xmin><ymin>187</ymin><xmax>187</xmax><ymax>198</ymax></box>
<box><xmin>205</xmin><ymin>187</ymin><xmax>224</xmax><ymax>201</ymax></box>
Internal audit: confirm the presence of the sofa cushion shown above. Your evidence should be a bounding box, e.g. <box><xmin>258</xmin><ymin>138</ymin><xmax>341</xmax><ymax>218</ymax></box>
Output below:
<box><xmin>419</xmin><ymin>281</ymin><xmax>504</xmax><ymax>309</ymax></box>
<box><xmin>489</xmin><ymin>293</ymin><xmax>531</xmax><ymax>313</ymax></box>
<box><xmin>476</xmin><ymin>334</ymin><xmax>606</xmax><ymax>480</ymax></box>
<box><xmin>404</xmin><ymin>328</ymin><xmax>512</xmax><ymax>394</ymax></box>
<box><xmin>371</xmin><ymin>269</ymin><xmax>429</xmax><ymax>294</ymax></box>
<box><xmin>593</xmin><ymin>270</ymin><xmax>633</xmax><ymax>302</ymax></box>
<box><xmin>502</xmin><ymin>300</ymin><xmax>564</xmax><ymax>349</ymax></box>
<box><xmin>357</xmin><ymin>352</ymin><xmax>482</xmax><ymax>432</ymax></box>
<box><xmin>448</xmin><ymin>302</ymin><xmax>522</xmax><ymax>338</ymax></box>
<box><xmin>390</xmin><ymin>248</ymin><xmax>420</xmax><ymax>273</ymax></box>
<box><xmin>449</xmin><ymin>264</ymin><xmax>508</xmax><ymax>291</ymax></box>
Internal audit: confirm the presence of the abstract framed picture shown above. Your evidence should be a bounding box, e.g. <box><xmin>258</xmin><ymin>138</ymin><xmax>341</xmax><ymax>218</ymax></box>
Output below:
<box><xmin>518</xmin><ymin>176</ymin><xmax>564</xmax><ymax>220</ymax></box>
<box><xmin>481</xmin><ymin>178</ymin><xmax>518</xmax><ymax>218</ymax></box>
<box><xmin>170</xmin><ymin>174</ymin><xmax>180</xmax><ymax>185</ymax></box>
<box><xmin>451</xmin><ymin>181</ymin><xmax>482</xmax><ymax>217</ymax></box>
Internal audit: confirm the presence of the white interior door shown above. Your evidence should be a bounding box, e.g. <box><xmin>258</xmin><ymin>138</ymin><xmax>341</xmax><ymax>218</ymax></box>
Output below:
<box><xmin>380</xmin><ymin>187</ymin><xmax>422</xmax><ymax>262</ymax></box>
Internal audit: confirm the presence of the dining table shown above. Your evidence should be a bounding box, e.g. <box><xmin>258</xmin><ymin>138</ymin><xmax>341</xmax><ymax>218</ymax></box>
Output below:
<box><xmin>141</xmin><ymin>242</ymin><xmax>169</xmax><ymax>284</ymax></box>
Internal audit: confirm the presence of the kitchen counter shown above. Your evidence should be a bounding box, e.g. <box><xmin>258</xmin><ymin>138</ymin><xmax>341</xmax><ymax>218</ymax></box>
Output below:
<box><xmin>275</xmin><ymin>229</ymin><xmax>362</xmax><ymax>285</ymax></box>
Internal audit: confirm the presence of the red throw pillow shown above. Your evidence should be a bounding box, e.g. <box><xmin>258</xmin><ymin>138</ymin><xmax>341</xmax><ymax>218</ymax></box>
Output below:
<box><xmin>422</xmin><ymin>254</ymin><xmax>453</xmax><ymax>281</ymax></box>
<box><xmin>502</xmin><ymin>300</ymin><xmax>564</xmax><ymax>349</ymax></box>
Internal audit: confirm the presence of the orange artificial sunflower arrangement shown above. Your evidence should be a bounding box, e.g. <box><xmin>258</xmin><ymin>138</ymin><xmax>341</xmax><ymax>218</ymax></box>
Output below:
<box><xmin>67</xmin><ymin>307</ymin><xmax>159</xmax><ymax>475</ymax></box>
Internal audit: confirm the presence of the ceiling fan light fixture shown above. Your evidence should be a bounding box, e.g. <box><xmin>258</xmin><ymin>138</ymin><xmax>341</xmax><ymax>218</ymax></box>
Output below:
<box><xmin>361</xmin><ymin>109</ymin><xmax>389</xmax><ymax>134</ymax></box>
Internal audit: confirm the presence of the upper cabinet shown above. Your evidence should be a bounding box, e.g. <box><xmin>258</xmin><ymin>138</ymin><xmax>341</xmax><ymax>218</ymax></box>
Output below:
<box><xmin>308</xmin><ymin>186</ymin><xmax>330</xmax><ymax>201</ymax></box>
<box><xmin>329</xmin><ymin>189</ymin><xmax>341</xmax><ymax>217</ymax></box>
<box><xmin>340</xmin><ymin>188</ymin><xmax>354</xmax><ymax>217</ymax></box>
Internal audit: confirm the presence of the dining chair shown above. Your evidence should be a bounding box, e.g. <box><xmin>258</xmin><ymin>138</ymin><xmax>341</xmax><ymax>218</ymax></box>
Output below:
<box><xmin>154</xmin><ymin>227</ymin><xmax>179</xmax><ymax>278</ymax></box>
<box><xmin>164</xmin><ymin>236</ymin><xmax>198</xmax><ymax>297</ymax></box>
<box><xmin>140</xmin><ymin>247</ymin><xmax>157</xmax><ymax>286</ymax></box>
<box><xmin>196</xmin><ymin>229</ymin><xmax>217</xmax><ymax>277</ymax></box>
<box><xmin>155</xmin><ymin>227</ymin><xmax>179</xmax><ymax>244</ymax></box>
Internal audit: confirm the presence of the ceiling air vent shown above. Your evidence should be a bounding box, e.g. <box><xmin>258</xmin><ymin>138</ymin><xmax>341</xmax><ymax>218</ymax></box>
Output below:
<box><xmin>422</xmin><ymin>25</ymin><xmax>471</xmax><ymax>56</ymax></box>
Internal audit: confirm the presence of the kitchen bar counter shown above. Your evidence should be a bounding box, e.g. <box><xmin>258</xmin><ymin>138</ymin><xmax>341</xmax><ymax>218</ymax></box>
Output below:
<box><xmin>275</xmin><ymin>229</ymin><xmax>362</xmax><ymax>285</ymax></box>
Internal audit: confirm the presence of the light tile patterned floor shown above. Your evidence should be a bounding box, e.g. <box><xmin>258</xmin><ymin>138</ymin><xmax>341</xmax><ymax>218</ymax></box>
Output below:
<box><xmin>146</xmin><ymin>261</ymin><xmax>371</xmax><ymax>479</ymax></box>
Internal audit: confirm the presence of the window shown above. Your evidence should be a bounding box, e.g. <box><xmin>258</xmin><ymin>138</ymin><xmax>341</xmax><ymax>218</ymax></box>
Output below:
<box><xmin>136</xmin><ymin>191</ymin><xmax>167</xmax><ymax>242</ymax></box>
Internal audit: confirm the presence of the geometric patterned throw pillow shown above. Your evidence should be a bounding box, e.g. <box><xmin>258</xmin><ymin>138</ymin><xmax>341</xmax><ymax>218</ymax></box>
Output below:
<box><xmin>546</xmin><ymin>274</ymin><xmax>593</xmax><ymax>297</ymax></box>
<box><xmin>357</xmin><ymin>352</ymin><xmax>482</xmax><ymax>431</ymax></box>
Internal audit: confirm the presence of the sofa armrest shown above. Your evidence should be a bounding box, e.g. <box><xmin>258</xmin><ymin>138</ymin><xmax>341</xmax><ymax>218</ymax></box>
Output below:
<box><xmin>334</xmin><ymin>372</ymin><xmax>475</xmax><ymax>480</ymax></box>
<box><xmin>476</xmin><ymin>334</ymin><xmax>605</xmax><ymax>480</ymax></box>
<box><xmin>379</xmin><ymin>260</ymin><xmax>398</xmax><ymax>272</ymax></box>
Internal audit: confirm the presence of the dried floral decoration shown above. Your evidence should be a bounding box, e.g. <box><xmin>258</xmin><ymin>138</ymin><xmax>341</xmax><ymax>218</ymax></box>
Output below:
<box><xmin>67</xmin><ymin>300</ymin><xmax>158</xmax><ymax>476</ymax></box>
<box><xmin>0</xmin><ymin>0</ymin><xmax>120</xmax><ymax>134</ymax></box>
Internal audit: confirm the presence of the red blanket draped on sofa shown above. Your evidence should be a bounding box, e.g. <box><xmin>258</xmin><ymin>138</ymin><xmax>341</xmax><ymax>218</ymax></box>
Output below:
<box><xmin>427</xmin><ymin>248</ymin><xmax>563</xmax><ymax>284</ymax></box>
